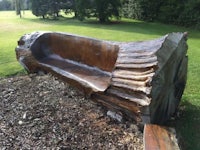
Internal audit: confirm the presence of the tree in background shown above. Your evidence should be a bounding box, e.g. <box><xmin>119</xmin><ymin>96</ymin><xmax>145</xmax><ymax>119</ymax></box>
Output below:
<box><xmin>61</xmin><ymin>0</ymin><xmax>76</xmax><ymax>16</ymax></box>
<box><xmin>178</xmin><ymin>0</ymin><xmax>200</xmax><ymax>27</ymax></box>
<box><xmin>28</xmin><ymin>0</ymin><xmax>199</xmax><ymax>27</ymax></box>
<box><xmin>158</xmin><ymin>0</ymin><xmax>200</xmax><ymax>28</ymax></box>
<box><xmin>122</xmin><ymin>0</ymin><xmax>200</xmax><ymax>28</ymax></box>
<box><xmin>31</xmin><ymin>0</ymin><xmax>73</xmax><ymax>19</ymax></box>
<box><xmin>31</xmin><ymin>0</ymin><xmax>49</xmax><ymax>19</ymax></box>
<box><xmin>0</xmin><ymin>0</ymin><xmax>30</xmax><ymax>17</ymax></box>
<box><xmin>122</xmin><ymin>0</ymin><xmax>161</xmax><ymax>21</ymax></box>
<box><xmin>94</xmin><ymin>0</ymin><xmax>122</xmax><ymax>22</ymax></box>
<box><xmin>75</xmin><ymin>0</ymin><xmax>122</xmax><ymax>22</ymax></box>
<box><xmin>30</xmin><ymin>0</ymin><xmax>122</xmax><ymax>22</ymax></box>
<box><xmin>158</xmin><ymin>0</ymin><xmax>184</xmax><ymax>23</ymax></box>
<box><xmin>48</xmin><ymin>0</ymin><xmax>60</xmax><ymax>19</ymax></box>
<box><xmin>122</xmin><ymin>0</ymin><xmax>142</xmax><ymax>19</ymax></box>
<box><xmin>0</xmin><ymin>0</ymin><xmax>13</xmax><ymax>10</ymax></box>
<box><xmin>74</xmin><ymin>0</ymin><xmax>93</xmax><ymax>21</ymax></box>
<box><xmin>15</xmin><ymin>0</ymin><xmax>22</xmax><ymax>18</ymax></box>
<box><xmin>24</xmin><ymin>0</ymin><xmax>31</xmax><ymax>10</ymax></box>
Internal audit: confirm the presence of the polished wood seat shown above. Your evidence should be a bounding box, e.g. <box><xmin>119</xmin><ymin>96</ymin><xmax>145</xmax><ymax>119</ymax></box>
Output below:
<box><xmin>29</xmin><ymin>32</ymin><xmax>119</xmax><ymax>94</ymax></box>
<box><xmin>39</xmin><ymin>54</ymin><xmax>111</xmax><ymax>92</ymax></box>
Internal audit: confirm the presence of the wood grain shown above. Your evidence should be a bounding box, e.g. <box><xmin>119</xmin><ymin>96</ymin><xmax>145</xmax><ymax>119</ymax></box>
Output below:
<box><xmin>144</xmin><ymin>124</ymin><xmax>180</xmax><ymax>150</ymax></box>
<box><xmin>16</xmin><ymin>32</ymin><xmax>188</xmax><ymax>125</ymax></box>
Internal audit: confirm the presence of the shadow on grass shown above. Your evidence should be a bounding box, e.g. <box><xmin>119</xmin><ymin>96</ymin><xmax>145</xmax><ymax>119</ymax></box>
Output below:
<box><xmin>21</xmin><ymin>16</ymin><xmax>194</xmax><ymax>38</ymax></box>
<box><xmin>172</xmin><ymin>100</ymin><xmax>200</xmax><ymax>150</ymax></box>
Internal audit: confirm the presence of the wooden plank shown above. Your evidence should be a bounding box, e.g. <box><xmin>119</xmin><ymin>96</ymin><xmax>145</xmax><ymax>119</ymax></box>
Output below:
<box><xmin>111</xmin><ymin>82</ymin><xmax>152</xmax><ymax>95</ymax></box>
<box><xmin>112</xmin><ymin>77</ymin><xmax>149</xmax><ymax>86</ymax></box>
<box><xmin>113</xmin><ymin>68</ymin><xmax>155</xmax><ymax>76</ymax></box>
<box><xmin>116</xmin><ymin>56</ymin><xmax>157</xmax><ymax>64</ymax></box>
<box><xmin>107</xmin><ymin>88</ymin><xmax>150</xmax><ymax>106</ymax></box>
<box><xmin>143</xmin><ymin>124</ymin><xmax>180</xmax><ymax>150</ymax></box>
<box><xmin>116</xmin><ymin>61</ymin><xmax>158</xmax><ymax>69</ymax></box>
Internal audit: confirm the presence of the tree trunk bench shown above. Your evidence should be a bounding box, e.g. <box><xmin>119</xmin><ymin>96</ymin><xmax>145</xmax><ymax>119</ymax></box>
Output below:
<box><xmin>16</xmin><ymin>32</ymin><xmax>188</xmax><ymax>125</ymax></box>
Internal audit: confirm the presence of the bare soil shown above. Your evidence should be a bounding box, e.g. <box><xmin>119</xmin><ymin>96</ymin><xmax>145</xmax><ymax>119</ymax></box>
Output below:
<box><xmin>0</xmin><ymin>74</ymin><xmax>143</xmax><ymax>149</ymax></box>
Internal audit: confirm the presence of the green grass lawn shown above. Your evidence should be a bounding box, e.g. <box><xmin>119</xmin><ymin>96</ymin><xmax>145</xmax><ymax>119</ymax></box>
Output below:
<box><xmin>0</xmin><ymin>11</ymin><xmax>200</xmax><ymax>149</ymax></box>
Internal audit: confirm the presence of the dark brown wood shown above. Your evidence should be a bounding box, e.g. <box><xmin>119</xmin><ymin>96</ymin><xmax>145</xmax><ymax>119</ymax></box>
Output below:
<box><xmin>144</xmin><ymin>124</ymin><xmax>180</xmax><ymax>150</ymax></box>
<box><xmin>15</xmin><ymin>32</ymin><xmax>188</xmax><ymax>125</ymax></box>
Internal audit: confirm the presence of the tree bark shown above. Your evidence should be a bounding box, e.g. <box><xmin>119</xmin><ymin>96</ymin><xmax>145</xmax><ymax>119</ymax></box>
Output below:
<box><xmin>92</xmin><ymin>32</ymin><xmax>188</xmax><ymax>125</ymax></box>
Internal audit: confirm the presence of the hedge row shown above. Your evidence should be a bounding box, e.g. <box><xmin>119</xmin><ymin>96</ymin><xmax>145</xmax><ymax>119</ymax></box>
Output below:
<box><xmin>122</xmin><ymin>0</ymin><xmax>200</xmax><ymax>29</ymax></box>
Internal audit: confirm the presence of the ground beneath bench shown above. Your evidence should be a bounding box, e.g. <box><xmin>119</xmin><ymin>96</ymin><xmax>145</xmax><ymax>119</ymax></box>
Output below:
<box><xmin>0</xmin><ymin>74</ymin><xmax>143</xmax><ymax>149</ymax></box>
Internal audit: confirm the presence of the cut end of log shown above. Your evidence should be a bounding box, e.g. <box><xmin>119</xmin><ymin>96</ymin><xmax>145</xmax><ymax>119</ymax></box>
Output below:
<box><xmin>144</xmin><ymin>124</ymin><xmax>180</xmax><ymax>150</ymax></box>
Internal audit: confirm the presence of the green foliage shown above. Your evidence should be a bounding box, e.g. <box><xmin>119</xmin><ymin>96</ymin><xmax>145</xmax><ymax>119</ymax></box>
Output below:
<box><xmin>158</xmin><ymin>0</ymin><xmax>185</xmax><ymax>23</ymax></box>
<box><xmin>30</xmin><ymin>0</ymin><xmax>76</xmax><ymax>19</ymax></box>
<box><xmin>122</xmin><ymin>0</ymin><xmax>142</xmax><ymax>19</ymax></box>
<box><xmin>178</xmin><ymin>0</ymin><xmax>200</xmax><ymax>28</ymax></box>
<box><xmin>74</xmin><ymin>0</ymin><xmax>93</xmax><ymax>21</ymax></box>
<box><xmin>0</xmin><ymin>0</ymin><xmax>13</xmax><ymax>10</ymax></box>
<box><xmin>122</xmin><ymin>0</ymin><xmax>200</xmax><ymax>28</ymax></box>
<box><xmin>30</xmin><ymin>0</ymin><xmax>122</xmax><ymax>22</ymax></box>
<box><xmin>62</xmin><ymin>0</ymin><xmax>75</xmax><ymax>15</ymax></box>
<box><xmin>158</xmin><ymin>0</ymin><xmax>200</xmax><ymax>28</ymax></box>
<box><xmin>122</xmin><ymin>0</ymin><xmax>161</xmax><ymax>21</ymax></box>
<box><xmin>75</xmin><ymin>0</ymin><xmax>122</xmax><ymax>22</ymax></box>
<box><xmin>93</xmin><ymin>0</ymin><xmax>122</xmax><ymax>22</ymax></box>
<box><xmin>138</xmin><ymin>0</ymin><xmax>161</xmax><ymax>21</ymax></box>
<box><xmin>31</xmin><ymin>0</ymin><xmax>47</xmax><ymax>18</ymax></box>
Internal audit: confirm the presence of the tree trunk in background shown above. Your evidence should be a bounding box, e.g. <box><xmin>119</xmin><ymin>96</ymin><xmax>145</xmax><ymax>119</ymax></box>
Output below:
<box><xmin>15</xmin><ymin>0</ymin><xmax>22</xmax><ymax>18</ymax></box>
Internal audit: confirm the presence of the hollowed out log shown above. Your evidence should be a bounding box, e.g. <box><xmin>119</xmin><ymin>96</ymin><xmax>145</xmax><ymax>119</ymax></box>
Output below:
<box><xmin>15</xmin><ymin>32</ymin><xmax>188</xmax><ymax>125</ymax></box>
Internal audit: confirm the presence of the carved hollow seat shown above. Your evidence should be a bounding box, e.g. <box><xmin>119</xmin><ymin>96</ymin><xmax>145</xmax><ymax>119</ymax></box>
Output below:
<box><xmin>17</xmin><ymin>32</ymin><xmax>119</xmax><ymax>94</ymax></box>
<box><xmin>16</xmin><ymin>32</ymin><xmax>188</xmax><ymax>125</ymax></box>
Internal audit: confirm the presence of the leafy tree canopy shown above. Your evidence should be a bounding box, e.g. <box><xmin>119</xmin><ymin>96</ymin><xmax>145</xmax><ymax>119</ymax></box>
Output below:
<box><xmin>75</xmin><ymin>0</ymin><xmax>122</xmax><ymax>22</ymax></box>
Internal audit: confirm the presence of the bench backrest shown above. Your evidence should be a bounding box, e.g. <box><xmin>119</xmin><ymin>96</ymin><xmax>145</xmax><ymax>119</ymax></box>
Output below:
<box><xmin>31</xmin><ymin>32</ymin><xmax>119</xmax><ymax>72</ymax></box>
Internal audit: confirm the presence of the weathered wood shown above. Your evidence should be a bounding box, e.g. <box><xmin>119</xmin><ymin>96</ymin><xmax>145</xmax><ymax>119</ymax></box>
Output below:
<box><xmin>144</xmin><ymin>124</ymin><xmax>180</xmax><ymax>150</ymax></box>
<box><xmin>91</xmin><ymin>93</ymin><xmax>142</xmax><ymax>122</ymax></box>
<box><xmin>15</xmin><ymin>32</ymin><xmax>188</xmax><ymax>125</ymax></box>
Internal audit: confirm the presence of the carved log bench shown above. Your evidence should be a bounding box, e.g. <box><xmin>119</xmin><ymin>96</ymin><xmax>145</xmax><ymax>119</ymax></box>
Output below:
<box><xmin>16</xmin><ymin>32</ymin><xmax>188</xmax><ymax>125</ymax></box>
<box><xmin>16</xmin><ymin>32</ymin><xmax>118</xmax><ymax>94</ymax></box>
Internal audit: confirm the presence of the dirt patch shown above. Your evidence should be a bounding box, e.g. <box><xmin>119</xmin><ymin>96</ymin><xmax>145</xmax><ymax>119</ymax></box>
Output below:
<box><xmin>0</xmin><ymin>74</ymin><xmax>143</xmax><ymax>149</ymax></box>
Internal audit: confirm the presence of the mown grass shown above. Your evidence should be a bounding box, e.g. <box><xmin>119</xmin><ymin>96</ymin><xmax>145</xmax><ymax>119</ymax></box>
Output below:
<box><xmin>0</xmin><ymin>11</ymin><xmax>200</xmax><ymax>149</ymax></box>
